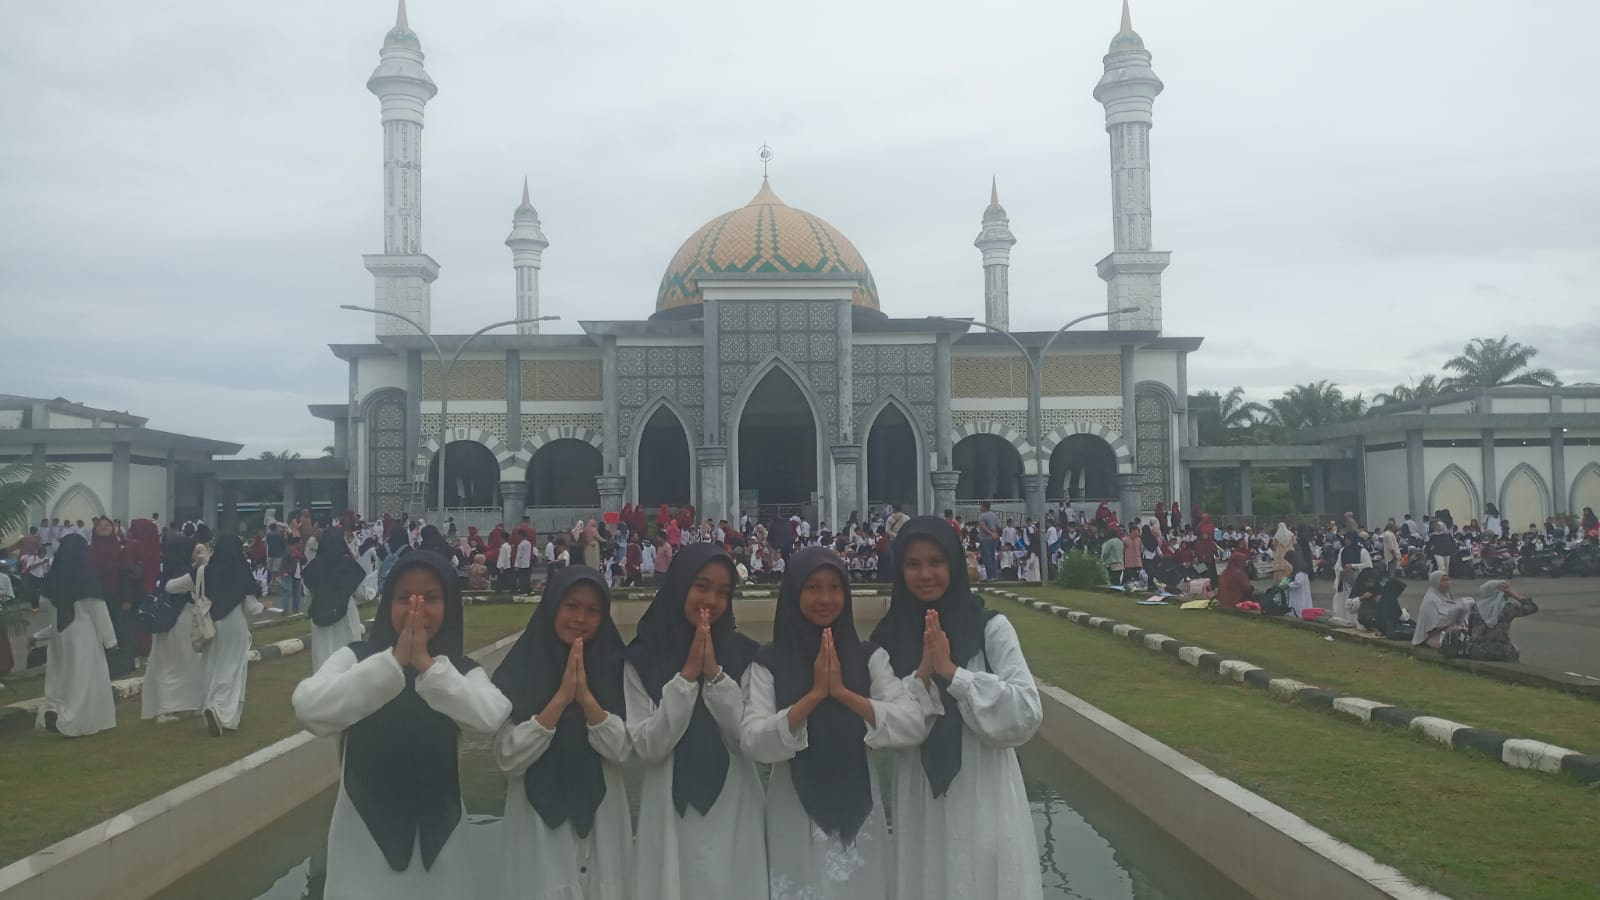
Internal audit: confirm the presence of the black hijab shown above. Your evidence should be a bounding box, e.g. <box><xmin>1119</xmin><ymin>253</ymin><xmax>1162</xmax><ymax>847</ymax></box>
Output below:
<box><xmin>624</xmin><ymin>543</ymin><xmax>758</xmax><ymax>816</ymax></box>
<box><xmin>491</xmin><ymin>566</ymin><xmax>627</xmax><ymax>838</ymax></box>
<box><xmin>204</xmin><ymin>534</ymin><xmax>258</xmax><ymax>621</ymax></box>
<box><xmin>342</xmin><ymin>551</ymin><xmax>478</xmax><ymax>872</ymax></box>
<box><xmin>418</xmin><ymin>525</ymin><xmax>456</xmax><ymax>564</ymax></box>
<box><xmin>303</xmin><ymin>527</ymin><xmax>367</xmax><ymax>626</ymax></box>
<box><xmin>42</xmin><ymin>534</ymin><xmax>104</xmax><ymax>631</ymax></box>
<box><xmin>870</xmin><ymin>516</ymin><xmax>998</xmax><ymax>797</ymax></box>
<box><xmin>756</xmin><ymin>546</ymin><xmax>873</xmax><ymax>843</ymax></box>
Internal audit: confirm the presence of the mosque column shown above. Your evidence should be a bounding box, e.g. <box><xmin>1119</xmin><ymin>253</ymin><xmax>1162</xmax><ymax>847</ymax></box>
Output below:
<box><xmin>601</xmin><ymin>336</ymin><xmax>620</xmax><ymax>476</ymax></box>
<box><xmin>111</xmin><ymin>442</ymin><xmax>130</xmax><ymax>522</ymax></box>
<box><xmin>931</xmin><ymin>330</ymin><xmax>959</xmax><ymax>515</ymax></box>
<box><xmin>1551</xmin><ymin>428</ymin><xmax>1566</xmax><ymax>516</ymax></box>
<box><xmin>30</xmin><ymin>443</ymin><xmax>47</xmax><ymax>522</ymax></box>
<box><xmin>499</xmin><ymin>481</ymin><xmax>524</xmax><ymax>530</ymax></box>
<box><xmin>831</xmin><ymin>445</ymin><xmax>861</xmax><ymax>529</ymax></box>
<box><xmin>1405</xmin><ymin>429</ymin><xmax>1425</xmax><ymax>518</ymax></box>
<box><xmin>505</xmin><ymin>350</ymin><xmax>522</xmax><ymax>449</ymax></box>
<box><xmin>1311</xmin><ymin>461</ymin><xmax>1328</xmax><ymax>515</ymax></box>
<box><xmin>201</xmin><ymin>474</ymin><xmax>218</xmax><ymax>529</ymax></box>
<box><xmin>1238</xmin><ymin>461</ymin><xmax>1254</xmax><ymax>518</ymax></box>
<box><xmin>696</xmin><ymin>447</ymin><xmax>729</xmax><ymax>524</ymax></box>
<box><xmin>1117</xmin><ymin>472</ymin><xmax>1143</xmax><ymax>524</ymax></box>
<box><xmin>595</xmin><ymin>475</ymin><xmax>626</xmax><ymax>518</ymax></box>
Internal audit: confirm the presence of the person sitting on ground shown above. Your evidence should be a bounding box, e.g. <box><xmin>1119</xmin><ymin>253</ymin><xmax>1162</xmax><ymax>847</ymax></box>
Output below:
<box><xmin>1465</xmin><ymin>580</ymin><xmax>1537</xmax><ymax>662</ymax></box>
<box><xmin>1411</xmin><ymin>571</ymin><xmax>1471</xmax><ymax>651</ymax></box>
<box><xmin>1215</xmin><ymin>551</ymin><xmax>1255</xmax><ymax>610</ymax></box>
<box><xmin>1348</xmin><ymin>567</ymin><xmax>1383</xmax><ymax>630</ymax></box>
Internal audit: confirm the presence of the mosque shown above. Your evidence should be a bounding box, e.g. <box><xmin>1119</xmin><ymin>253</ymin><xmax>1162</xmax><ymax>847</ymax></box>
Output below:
<box><xmin>320</xmin><ymin>0</ymin><xmax>1197</xmax><ymax>533</ymax></box>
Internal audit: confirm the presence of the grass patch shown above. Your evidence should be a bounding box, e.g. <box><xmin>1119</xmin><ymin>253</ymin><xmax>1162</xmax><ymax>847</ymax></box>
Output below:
<box><xmin>1010</xmin><ymin>608</ymin><xmax>1600</xmax><ymax>900</ymax></box>
<box><xmin>0</xmin><ymin>603</ymin><xmax>535</xmax><ymax>868</ymax></box>
<box><xmin>1015</xmin><ymin>586</ymin><xmax>1600</xmax><ymax>754</ymax></box>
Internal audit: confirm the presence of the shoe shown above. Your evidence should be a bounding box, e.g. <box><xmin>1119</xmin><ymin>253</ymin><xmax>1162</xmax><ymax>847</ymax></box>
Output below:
<box><xmin>155</xmin><ymin>714</ymin><xmax>179</xmax><ymax>724</ymax></box>
<box><xmin>43</xmin><ymin>710</ymin><xmax>59</xmax><ymax>733</ymax></box>
<box><xmin>204</xmin><ymin>708</ymin><xmax>223</xmax><ymax>737</ymax></box>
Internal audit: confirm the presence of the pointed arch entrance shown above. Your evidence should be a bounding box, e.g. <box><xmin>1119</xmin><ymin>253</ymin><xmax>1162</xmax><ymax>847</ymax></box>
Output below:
<box><xmin>526</xmin><ymin>439</ymin><xmax>602</xmax><ymax>507</ymax></box>
<box><xmin>865</xmin><ymin>400</ymin><xmax>921</xmax><ymax>512</ymax></box>
<box><xmin>953</xmin><ymin>433</ymin><xmax>1024</xmax><ymax>500</ymax></box>
<box><xmin>732</xmin><ymin>364</ymin><xmax>822</xmax><ymax>517</ymax></box>
<box><xmin>1048</xmin><ymin>434</ymin><xmax>1119</xmax><ymax>501</ymax></box>
<box><xmin>635</xmin><ymin>404</ymin><xmax>693</xmax><ymax>509</ymax></box>
<box><xmin>425</xmin><ymin>441</ymin><xmax>501</xmax><ymax>507</ymax></box>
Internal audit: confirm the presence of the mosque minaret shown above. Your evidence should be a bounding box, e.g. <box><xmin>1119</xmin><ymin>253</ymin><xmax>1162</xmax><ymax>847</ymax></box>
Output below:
<box><xmin>973</xmin><ymin>178</ymin><xmax>1017</xmax><ymax>331</ymax></box>
<box><xmin>506</xmin><ymin>177</ymin><xmax>550</xmax><ymax>335</ymax></box>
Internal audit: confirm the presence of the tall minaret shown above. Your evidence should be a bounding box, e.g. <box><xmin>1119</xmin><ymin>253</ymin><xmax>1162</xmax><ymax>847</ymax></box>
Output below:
<box><xmin>362</xmin><ymin>0</ymin><xmax>440</xmax><ymax>336</ymax></box>
<box><xmin>973</xmin><ymin>177</ymin><xmax>1017</xmax><ymax>331</ymax></box>
<box><xmin>505</xmin><ymin>177</ymin><xmax>550</xmax><ymax>334</ymax></box>
<box><xmin>1093</xmin><ymin>0</ymin><xmax>1169</xmax><ymax>332</ymax></box>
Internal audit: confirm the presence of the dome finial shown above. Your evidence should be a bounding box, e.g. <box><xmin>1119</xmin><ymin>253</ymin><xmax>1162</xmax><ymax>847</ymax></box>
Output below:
<box><xmin>990</xmin><ymin>174</ymin><xmax>999</xmax><ymax>207</ymax></box>
<box><xmin>521</xmin><ymin>175</ymin><xmax>531</xmax><ymax>207</ymax></box>
<box><xmin>1120</xmin><ymin>0</ymin><xmax>1133</xmax><ymax>34</ymax></box>
<box><xmin>758</xmin><ymin>141</ymin><xmax>774</xmax><ymax>180</ymax></box>
<box><xmin>396</xmin><ymin>0</ymin><xmax>410</xmax><ymax>31</ymax></box>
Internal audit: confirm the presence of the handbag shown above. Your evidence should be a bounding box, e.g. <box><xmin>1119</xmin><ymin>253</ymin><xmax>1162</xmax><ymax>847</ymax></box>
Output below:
<box><xmin>189</xmin><ymin>565</ymin><xmax>217</xmax><ymax>653</ymax></box>
<box><xmin>135</xmin><ymin>592</ymin><xmax>183</xmax><ymax>634</ymax></box>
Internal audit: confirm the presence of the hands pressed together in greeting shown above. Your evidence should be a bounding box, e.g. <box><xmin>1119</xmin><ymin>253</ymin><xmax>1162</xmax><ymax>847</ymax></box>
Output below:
<box><xmin>786</xmin><ymin>627</ymin><xmax>876</xmax><ymax>732</ymax></box>
<box><xmin>390</xmin><ymin>594</ymin><xmax>435</xmax><ymax>674</ymax></box>
<box><xmin>914</xmin><ymin>610</ymin><xmax>957</xmax><ymax>682</ymax></box>
<box><xmin>679</xmin><ymin>608</ymin><xmax>722</xmax><ymax>683</ymax></box>
<box><xmin>537</xmin><ymin>638</ymin><xmax>610</xmax><ymax>729</ymax></box>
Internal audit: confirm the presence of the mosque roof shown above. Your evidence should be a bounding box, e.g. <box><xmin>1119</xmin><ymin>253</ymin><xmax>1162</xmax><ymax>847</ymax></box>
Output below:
<box><xmin>655</xmin><ymin>180</ymin><xmax>880</xmax><ymax>316</ymax></box>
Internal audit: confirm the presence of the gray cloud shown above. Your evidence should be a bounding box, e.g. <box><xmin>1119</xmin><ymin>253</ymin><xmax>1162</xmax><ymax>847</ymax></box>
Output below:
<box><xmin>2</xmin><ymin>0</ymin><xmax>1597</xmax><ymax>456</ymax></box>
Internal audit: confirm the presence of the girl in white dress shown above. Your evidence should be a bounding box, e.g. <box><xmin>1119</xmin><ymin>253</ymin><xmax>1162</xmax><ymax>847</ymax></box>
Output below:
<box><xmin>624</xmin><ymin>543</ymin><xmax>767</xmax><ymax>899</ymax></box>
<box><xmin>302</xmin><ymin>526</ymin><xmax>373</xmax><ymax>672</ymax></box>
<box><xmin>141</xmin><ymin>532</ymin><xmax>203</xmax><ymax>722</ymax></box>
<box><xmin>491</xmin><ymin>566</ymin><xmax>632</xmax><ymax>899</ymax></box>
<box><xmin>740</xmin><ymin>546</ymin><xmax>925</xmax><ymax>900</ymax></box>
<box><xmin>33</xmin><ymin>534</ymin><xmax>118</xmax><ymax>736</ymax></box>
<box><xmin>197</xmin><ymin>535</ymin><xmax>264</xmax><ymax>736</ymax></box>
<box><xmin>869</xmin><ymin>517</ymin><xmax>1043</xmax><ymax>900</ymax></box>
<box><xmin>292</xmin><ymin>550</ymin><xmax>510</xmax><ymax>900</ymax></box>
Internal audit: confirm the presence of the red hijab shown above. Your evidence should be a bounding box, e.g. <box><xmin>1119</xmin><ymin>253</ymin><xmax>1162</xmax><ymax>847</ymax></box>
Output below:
<box><xmin>87</xmin><ymin>525</ymin><xmax>125</xmax><ymax>599</ymax></box>
<box><xmin>1217</xmin><ymin>551</ymin><xmax>1252</xmax><ymax>609</ymax></box>
<box><xmin>126</xmin><ymin>518</ymin><xmax>162</xmax><ymax>593</ymax></box>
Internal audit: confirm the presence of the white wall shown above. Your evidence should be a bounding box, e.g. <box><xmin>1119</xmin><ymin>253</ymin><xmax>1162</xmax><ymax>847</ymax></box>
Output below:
<box><xmin>1492</xmin><ymin>397</ymin><xmax>1550</xmax><ymax>413</ymax></box>
<box><xmin>129</xmin><ymin>463</ymin><xmax>169</xmax><ymax>522</ymax></box>
<box><xmin>1564</xmin><ymin>441</ymin><xmax>1600</xmax><ymax>512</ymax></box>
<box><xmin>1131</xmin><ymin>350</ymin><xmax>1178</xmax><ymax>392</ymax></box>
<box><xmin>356</xmin><ymin>354</ymin><xmax>407</xmax><ymax>400</ymax></box>
<box><xmin>1364</xmin><ymin>448</ymin><xmax>1408</xmax><ymax>524</ymax></box>
<box><xmin>46</xmin><ymin>462</ymin><xmax>113</xmax><ymax>522</ymax></box>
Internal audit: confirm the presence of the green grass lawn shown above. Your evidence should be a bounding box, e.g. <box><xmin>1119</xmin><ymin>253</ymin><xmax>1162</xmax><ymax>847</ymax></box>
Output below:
<box><xmin>0</xmin><ymin>603</ymin><xmax>535</xmax><ymax>868</ymax></box>
<box><xmin>1012</xmin><ymin>585</ymin><xmax>1600</xmax><ymax>755</ymax></box>
<box><xmin>1010</xmin><ymin>606</ymin><xmax>1600</xmax><ymax>900</ymax></box>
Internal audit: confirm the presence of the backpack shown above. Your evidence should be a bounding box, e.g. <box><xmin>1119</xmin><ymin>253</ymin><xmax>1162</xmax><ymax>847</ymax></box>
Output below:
<box><xmin>1260</xmin><ymin>584</ymin><xmax>1292</xmax><ymax>617</ymax></box>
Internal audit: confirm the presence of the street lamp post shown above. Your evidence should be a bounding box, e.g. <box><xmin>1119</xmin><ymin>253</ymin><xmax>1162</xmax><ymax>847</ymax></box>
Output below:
<box><xmin>342</xmin><ymin>305</ymin><xmax>558</xmax><ymax>520</ymax></box>
<box><xmin>929</xmin><ymin>308</ymin><xmax>1140</xmax><ymax>582</ymax></box>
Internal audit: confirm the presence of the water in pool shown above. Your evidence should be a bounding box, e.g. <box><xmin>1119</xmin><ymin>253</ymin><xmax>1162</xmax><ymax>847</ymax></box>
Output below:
<box><xmin>152</xmin><ymin>733</ymin><xmax>1247</xmax><ymax>899</ymax></box>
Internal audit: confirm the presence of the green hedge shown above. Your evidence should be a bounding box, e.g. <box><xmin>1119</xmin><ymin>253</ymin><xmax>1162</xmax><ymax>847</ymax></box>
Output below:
<box><xmin>1054</xmin><ymin>550</ymin><xmax>1107</xmax><ymax>590</ymax></box>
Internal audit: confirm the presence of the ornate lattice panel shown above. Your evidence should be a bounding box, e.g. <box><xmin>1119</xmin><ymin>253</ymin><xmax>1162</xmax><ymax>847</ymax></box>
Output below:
<box><xmin>420</xmin><ymin>360</ymin><xmax>506</xmax><ymax>401</ymax></box>
<box><xmin>522</xmin><ymin>413</ymin><xmax>603</xmax><ymax>436</ymax></box>
<box><xmin>617</xmin><ymin>346</ymin><xmax>704</xmax><ymax>441</ymax></box>
<box><xmin>418</xmin><ymin>414</ymin><xmax>508</xmax><ymax>445</ymax></box>
<box><xmin>851</xmin><ymin>343</ymin><xmax>936</xmax><ymax>438</ymax></box>
<box><xmin>1135</xmin><ymin>387</ymin><xmax>1171</xmax><ymax>510</ymax></box>
<box><xmin>953</xmin><ymin>354</ymin><xmax>1122</xmax><ymax>399</ymax></box>
<box><xmin>716</xmin><ymin>301</ymin><xmax>841</xmax><ymax>439</ymax></box>
<box><xmin>952</xmin><ymin>408</ymin><xmax>1124</xmax><ymax>438</ymax></box>
<box><xmin>520</xmin><ymin>359</ymin><xmax>603</xmax><ymax>401</ymax></box>
<box><xmin>366</xmin><ymin>392</ymin><xmax>409</xmax><ymax>517</ymax></box>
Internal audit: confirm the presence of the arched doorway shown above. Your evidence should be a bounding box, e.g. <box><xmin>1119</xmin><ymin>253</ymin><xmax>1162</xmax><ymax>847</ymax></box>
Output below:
<box><xmin>1048</xmin><ymin>434</ymin><xmax>1118</xmax><ymax>501</ymax></box>
<box><xmin>637</xmin><ymin>406</ymin><xmax>692</xmax><ymax>509</ymax></box>
<box><xmin>1499</xmin><ymin>464</ymin><xmax>1549</xmax><ymax>533</ymax></box>
<box><xmin>426</xmin><ymin>441</ymin><xmax>501</xmax><ymax>507</ymax></box>
<box><xmin>953</xmin><ymin>433</ymin><xmax>1024</xmax><ymax>500</ymax></box>
<box><xmin>737</xmin><ymin>368</ymin><xmax>818</xmax><ymax>510</ymax></box>
<box><xmin>866</xmin><ymin>403</ymin><xmax>919</xmax><ymax>512</ymax></box>
<box><xmin>526</xmin><ymin>439</ymin><xmax>601</xmax><ymax>507</ymax></box>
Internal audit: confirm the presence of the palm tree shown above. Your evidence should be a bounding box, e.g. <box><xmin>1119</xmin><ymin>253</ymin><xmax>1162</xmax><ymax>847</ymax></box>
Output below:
<box><xmin>0</xmin><ymin>460</ymin><xmax>70</xmax><ymax>540</ymax></box>
<box><xmin>1216</xmin><ymin>386</ymin><xmax>1268</xmax><ymax>430</ymax></box>
<box><xmin>258</xmin><ymin>450</ymin><xmax>302</xmax><ymax>461</ymax></box>
<box><xmin>322</xmin><ymin>445</ymin><xmax>336</xmax><ymax>458</ymax></box>
<box><xmin>1264</xmin><ymin>381</ymin><xmax>1366</xmax><ymax>430</ymax></box>
<box><xmin>1441</xmin><ymin>336</ymin><xmax>1559</xmax><ymax>391</ymax></box>
<box><xmin>1374</xmin><ymin>374</ymin><xmax>1445</xmax><ymax>406</ymax></box>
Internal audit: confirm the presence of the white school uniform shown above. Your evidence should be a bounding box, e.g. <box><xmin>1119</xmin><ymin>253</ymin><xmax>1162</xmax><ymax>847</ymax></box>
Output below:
<box><xmin>293</xmin><ymin>647</ymin><xmax>509</xmax><ymax>899</ymax></box>
<box><xmin>888</xmin><ymin>616</ymin><xmax>1043</xmax><ymax>900</ymax></box>
<box><xmin>308</xmin><ymin>577</ymin><xmax>377</xmax><ymax>673</ymax></box>
<box><xmin>495</xmin><ymin>711</ymin><xmax>634</xmax><ymax>899</ymax></box>
<box><xmin>141</xmin><ymin>578</ymin><xmax>204</xmax><ymax>719</ymax></box>
<box><xmin>34</xmin><ymin>596</ymin><xmax>118</xmax><ymax>736</ymax></box>
<box><xmin>202</xmin><ymin>590</ymin><xmax>264</xmax><ymax>731</ymax></box>
<box><xmin>739</xmin><ymin>647</ymin><xmax>926</xmax><ymax>900</ymax></box>
<box><xmin>624</xmin><ymin>663</ymin><xmax>768</xmax><ymax>899</ymax></box>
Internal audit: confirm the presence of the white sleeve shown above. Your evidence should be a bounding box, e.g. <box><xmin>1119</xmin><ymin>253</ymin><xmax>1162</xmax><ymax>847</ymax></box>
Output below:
<box><xmin>587</xmin><ymin>712</ymin><xmax>631</xmax><ymax>764</ymax></box>
<box><xmin>165</xmin><ymin>574</ymin><xmax>195</xmax><ymax>595</ymax></box>
<box><xmin>624</xmin><ymin>662</ymin><xmax>698</xmax><ymax>764</ymax></box>
<box><xmin>292</xmin><ymin>647</ymin><xmax>406</xmax><ymax>737</ymax></box>
<box><xmin>86</xmin><ymin>600</ymin><xmax>118</xmax><ymax>649</ymax></box>
<box><xmin>701</xmin><ymin>669</ymin><xmax>747</xmax><ymax>751</ymax></box>
<box><xmin>495</xmin><ymin>717</ymin><xmax>557</xmax><ymax>775</ymax></box>
<box><xmin>863</xmin><ymin>647</ymin><xmax>931</xmax><ymax>750</ymax></box>
<box><xmin>243</xmin><ymin>594</ymin><xmax>265</xmax><ymax>616</ymax></box>
<box><xmin>413</xmin><ymin>658</ymin><xmax>512</xmax><ymax>734</ymax></box>
<box><xmin>32</xmin><ymin>623</ymin><xmax>56</xmax><ymax>641</ymax></box>
<box><xmin>943</xmin><ymin>617</ymin><xmax>1042</xmax><ymax>748</ymax></box>
<box><xmin>738</xmin><ymin>663</ymin><xmax>808</xmax><ymax>763</ymax></box>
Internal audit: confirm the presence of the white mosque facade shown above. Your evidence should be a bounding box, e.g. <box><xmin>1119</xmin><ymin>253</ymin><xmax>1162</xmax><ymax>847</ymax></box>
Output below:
<box><xmin>320</xmin><ymin>1</ymin><xmax>1198</xmax><ymax>532</ymax></box>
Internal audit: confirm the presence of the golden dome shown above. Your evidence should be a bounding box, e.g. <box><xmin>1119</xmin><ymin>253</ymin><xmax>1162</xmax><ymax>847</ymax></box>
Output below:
<box><xmin>655</xmin><ymin>180</ymin><xmax>880</xmax><ymax>314</ymax></box>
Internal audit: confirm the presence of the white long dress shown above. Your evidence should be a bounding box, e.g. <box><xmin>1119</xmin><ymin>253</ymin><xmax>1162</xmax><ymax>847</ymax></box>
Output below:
<box><xmin>308</xmin><ymin>576</ymin><xmax>376</xmax><ymax>673</ymax></box>
<box><xmin>496</xmin><ymin>709</ymin><xmax>633</xmax><ymax>900</ymax></box>
<box><xmin>888</xmin><ymin>615</ymin><xmax>1043</xmax><ymax>900</ymax></box>
<box><xmin>202</xmin><ymin>595</ymin><xmax>263</xmax><ymax>730</ymax></box>
<box><xmin>34</xmin><ymin>596</ymin><xmax>118</xmax><ymax>736</ymax></box>
<box><xmin>740</xmin><ymin>647</ymin><xmax>927</xmax><ymax>900</ymax></box>
<box><xmin>293</xmin><ymin>646</ymin><xmax>511</xmax><ymax>900</ymax></box>
<box><xmin>140</xmin><ymin>612</ymin><xmax>204</xmax><ymax>719</ymax></box>
<box><xmin>624</xmin><ymin>663</ymin><xmax>767</xmax><ymax>900</ymax></box>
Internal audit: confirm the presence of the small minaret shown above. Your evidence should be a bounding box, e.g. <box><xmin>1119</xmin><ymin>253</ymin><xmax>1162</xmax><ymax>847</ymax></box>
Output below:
<box><xmin>973</xmin><ymin>177</ymin><xmax>1017</xmax><ymax>331</ymax></box>
<box><xmin>505</xmin><ymin>176</ymin><xmax>550</xmax><ymax>334</ymax></box>
<box><xmin>362</xmin><ymin>0</ymin><xmax>440</xmax><ymax>336</ymax></box>
<box><xmin>1093</xmin><ymin>0</ymin><xmax>1169</xmax><ymax>332</ymax></box>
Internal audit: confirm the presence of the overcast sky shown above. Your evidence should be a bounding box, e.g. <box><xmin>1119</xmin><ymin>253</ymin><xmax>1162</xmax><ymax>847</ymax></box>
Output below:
<box><xmin>3</xmin><ymin>0</ymin><xmax>1597</xmax><ymax>456</ymax></box>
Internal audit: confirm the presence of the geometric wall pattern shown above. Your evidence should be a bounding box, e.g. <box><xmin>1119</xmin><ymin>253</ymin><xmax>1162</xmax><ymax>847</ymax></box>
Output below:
<box><xmin>366</xmin><ymin>390</ymin><xmax>409</xmax><ymax>517</ymax></box>
<box><xmin>1134</xmin><ymin>386</ymin><xmax>1171</xmax><ymax>509</ymax></box>
<box><xmin>521</xmin><ymin>359</ymin><xmax>603</xmax><ymax>401</ymax></box>
<box><xmin>952</xmin><ymin>354</ymin><xmax>1121</xmax><ymax>399</ymax></box>
<box><xmin>852</xmin><ymin>343</ymin><xmax>936</xmax><ymax>439</ymax></box>
<box><xmin>951</xmin><ymin>407</ymin><xmax>1123</xmax><ymax>437</ymax></box>
<box><xmin>420</xmin><ymin>359</ymin><xmax>505</xmax><ymax>401</ymax></box>
<box><xmin>617</xmin><ymin>346</ymin><xmax>704</xmax><ymax>441</ymax></box>
<box><xmin>716</xmin><ymin>301</ymin><xmax>840</xmax><ymax>438</ymax></box>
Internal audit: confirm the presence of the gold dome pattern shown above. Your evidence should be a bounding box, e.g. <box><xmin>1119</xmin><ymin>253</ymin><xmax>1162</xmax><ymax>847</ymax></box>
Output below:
<box><xmin>655</xmin><ymin>181</ymin><xmax>880</xmax><ymax>313</ymax></box>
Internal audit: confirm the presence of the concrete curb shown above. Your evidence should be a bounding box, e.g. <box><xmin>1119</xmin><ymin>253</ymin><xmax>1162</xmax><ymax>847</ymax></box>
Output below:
<box><xmin>985</xmin><ymin>588</ymin><xmax>1600</xmax><ymax>786</ymax></box>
